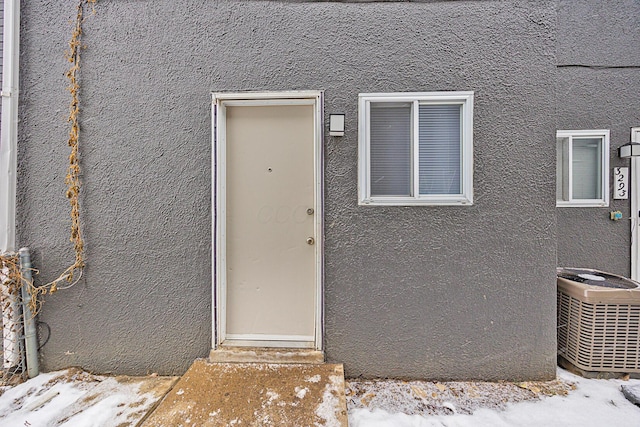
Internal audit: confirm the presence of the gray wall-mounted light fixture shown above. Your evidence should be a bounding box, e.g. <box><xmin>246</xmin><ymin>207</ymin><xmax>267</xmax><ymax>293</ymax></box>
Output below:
<box><xmin>619</xmin><ymin>127</ymin><xmax>640</xmax><ymax>158</ymax></box>
<box><xmin>329</xmin><ymin>114</ymin><xmax>345</xmax><ymax>137</ymax></box>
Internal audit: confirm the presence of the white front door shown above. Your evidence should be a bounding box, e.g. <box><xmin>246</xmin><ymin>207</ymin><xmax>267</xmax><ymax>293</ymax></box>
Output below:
<box><xmin>213</xmin><ymin>92</ymin><xmax>323</xmax><ymax>349</ymax></box>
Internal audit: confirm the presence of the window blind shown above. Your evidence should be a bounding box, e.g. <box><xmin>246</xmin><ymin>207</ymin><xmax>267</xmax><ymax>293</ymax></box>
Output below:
<box><xmin>418</xmin><ymin>105</ymin><xmax>461</xmax><ymax>195</ymax></box>
<box><xmin>369</xmin><ymin>103</ymin><xmax>412</xmax><ymax>196</ymax></box>
<box><xmin>572</xmin><ymin>137</ymin><xmax>602</xmax><ymax>200</ymax></box>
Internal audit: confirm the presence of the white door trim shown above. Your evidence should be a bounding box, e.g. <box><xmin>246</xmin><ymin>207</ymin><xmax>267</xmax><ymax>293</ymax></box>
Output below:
<box><xmin>211</xmin><ymin>90</ymin><xmax>324</xmax><ymax>350</ymax></box>
<box><xmin>631</xmin><ymin>128</ymin><xmax>640</xmax><ymax>281</ymax></box>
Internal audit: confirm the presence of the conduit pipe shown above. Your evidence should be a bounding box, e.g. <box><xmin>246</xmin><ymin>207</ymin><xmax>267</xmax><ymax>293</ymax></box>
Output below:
<box><xmin>0</xmin><ymin>0</ymin><xmax>20</xmax><ymax>254</ymax></box>
<box><xmin>1</xmin><ymin>0</ymin><xmax>21</xmax><ymax>371</ymax></box>
<box><xmin>19</xmin><ymin>248</ymin><xmax>38</xmax><ymax>378</ymax></box>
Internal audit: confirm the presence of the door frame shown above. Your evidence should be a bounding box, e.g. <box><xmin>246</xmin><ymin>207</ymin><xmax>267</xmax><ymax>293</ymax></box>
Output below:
<box><xmin>211</xmin><ymin>90</ymin><xmax>324</xmax><ymax>350</ymax></box>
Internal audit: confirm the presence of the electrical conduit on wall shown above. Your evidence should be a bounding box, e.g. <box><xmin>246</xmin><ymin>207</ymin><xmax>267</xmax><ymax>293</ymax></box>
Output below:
<box><xmin>0</xmin><ymin>0</ymin><xmax>20</xmax><ymax>369</ymax></box>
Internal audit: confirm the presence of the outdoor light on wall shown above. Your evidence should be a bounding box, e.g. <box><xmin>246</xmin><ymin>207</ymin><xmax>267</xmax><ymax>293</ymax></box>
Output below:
<box><xmin>619</xmin><ymin>142</ymin><xmax>640</xmax><ymax>159</ymax></box>
<box><xmin>619</xmin><ymin>127</ymin><xmax>640</xmax><ymax>158</ymax></box>
<box><xmin>329</xmin><ymin>114</ymin><xmax>345</xmax><ymax>137</ymax></box>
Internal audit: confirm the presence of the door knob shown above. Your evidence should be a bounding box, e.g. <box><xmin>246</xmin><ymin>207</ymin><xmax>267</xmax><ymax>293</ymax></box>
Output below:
<box><xmin>306</xmin><ymin>237</ymin><xmax>315</xmax><ymax>245</ymax></box>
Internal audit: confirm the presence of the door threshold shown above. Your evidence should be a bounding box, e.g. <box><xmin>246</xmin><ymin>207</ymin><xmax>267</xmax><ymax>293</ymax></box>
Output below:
<box><xmin>210</xmin><ymin>347</ymin><xmax>324</xmax><ymax>364</ymax></box>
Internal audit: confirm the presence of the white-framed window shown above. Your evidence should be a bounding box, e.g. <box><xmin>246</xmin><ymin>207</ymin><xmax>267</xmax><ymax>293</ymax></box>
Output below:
<box><xmin>358</xmin><ymin>91</ymin><xmax>474</xmax><ymax>206</ymax></box>
<box><xmin>556</xmin><ymin>129</ymin><xmax>609</xmax><ymax>207</ymax></box>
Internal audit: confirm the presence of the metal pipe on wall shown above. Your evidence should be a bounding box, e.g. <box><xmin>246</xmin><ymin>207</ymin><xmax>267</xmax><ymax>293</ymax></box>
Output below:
<box><xmin>0</xmin><ymin>0</ymin><xmax>20</xmax><ymax>254</ymax></box>
<box><xmin>19</xmin><ymin>248</ymin><xmax>38</xmax><ymax>378</ymax></box>
<box><xmin>1</xmin><ymin>0</ymin><xmax>22</xmax><ymax>374</ymax></box>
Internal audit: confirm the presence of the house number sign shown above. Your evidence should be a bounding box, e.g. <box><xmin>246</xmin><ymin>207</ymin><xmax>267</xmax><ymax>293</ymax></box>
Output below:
<box><xmin>614</xmin><ymin>167</ymin><xmax>628</xmax><ymax>200</ymax></box>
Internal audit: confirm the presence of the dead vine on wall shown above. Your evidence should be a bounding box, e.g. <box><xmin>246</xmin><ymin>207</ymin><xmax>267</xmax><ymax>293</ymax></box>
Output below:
<box><xmin>0</xmin><ymin>0</ymin><xmax>96</xmax><ymax>316</ymax></box>
<box><xmin>0</xmin><ymin>255</ymin><xmax>20</xmax><ymax>303</ymax></box>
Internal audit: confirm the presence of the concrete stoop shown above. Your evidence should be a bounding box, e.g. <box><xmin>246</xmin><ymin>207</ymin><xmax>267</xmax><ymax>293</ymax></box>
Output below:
<box><xmin>139</xmin><ymin>359</ymin><xmax>348</xmax><ymax>427</ymax></box>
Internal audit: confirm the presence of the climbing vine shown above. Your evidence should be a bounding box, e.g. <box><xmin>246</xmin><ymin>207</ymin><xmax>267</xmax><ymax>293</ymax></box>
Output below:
<box><xmin>38</xmin><ymin>0</ymin><xmax>97</xmax><ymax>297</ymax></box>
<box><xmin>0</xmin><ymin>0</ymin><xmax>96</xmax><ymax>315</ymax></box>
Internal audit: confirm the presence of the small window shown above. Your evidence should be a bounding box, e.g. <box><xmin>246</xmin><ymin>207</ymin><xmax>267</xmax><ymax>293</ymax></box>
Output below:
<box><xmin>556</xmin><ymin>130</ymin><xmax>609</xmax><ymax>207</ymax></box>
<box><xmin>358</xmin><ymin>92</ymin><xmax>474</xmax><ymax>205</ymax></box>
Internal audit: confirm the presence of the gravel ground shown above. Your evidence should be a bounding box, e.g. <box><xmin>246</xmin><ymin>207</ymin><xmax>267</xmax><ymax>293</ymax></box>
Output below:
<box><xmin>345</xmin><ymin>376</ymin><xmax>576</xmax><ymax>416</ymax></box>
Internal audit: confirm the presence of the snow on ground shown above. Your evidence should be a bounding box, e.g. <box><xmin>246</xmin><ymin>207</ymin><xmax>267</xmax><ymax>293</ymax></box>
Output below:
<box><xmin>347</xmin><ymin>368</ymin><xmax>640</xmax><ymax>427</ymax></box>
<box><xmin>0</xmin><ymin>368</ymin><xmax>177</xmax><ymax>427</ymax></box>
<box><xmin>0</xmin><ymin>366</ymin><xmax>638</xmax><ymax>426</ymax></box>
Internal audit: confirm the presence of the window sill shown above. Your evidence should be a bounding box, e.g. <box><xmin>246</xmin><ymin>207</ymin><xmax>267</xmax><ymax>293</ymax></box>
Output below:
<box><xmin>359</xmin><ymin>196</ymin><xmax>473</xmax><ymax>206</ymax></box>
<box><xmin>556</xmin><ymin>201</ymin><xmax>609</xmax><ymax>208</ymax></box>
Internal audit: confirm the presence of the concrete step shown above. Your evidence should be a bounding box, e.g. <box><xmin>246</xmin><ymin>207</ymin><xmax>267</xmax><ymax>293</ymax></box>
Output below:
<box><xmin>139</xmin><ymin>359</ymin><xmax>348</xmax><ymax>427</ymax></box>
<box><xmin>210</xmin><ymin>347</ymin><xmax>325</xmax><ymax>364</ymax></box>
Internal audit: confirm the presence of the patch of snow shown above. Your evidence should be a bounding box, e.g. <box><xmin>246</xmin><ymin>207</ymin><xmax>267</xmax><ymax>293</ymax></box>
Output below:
<box><xmin>176</xmin><ymin>388</ymin><xmax>185</xmax><ymax>395</ymax></box>
<box><xmin>306</xmin><ymin>374</ymin><xmax>322</xmax><ymax>383</ymax></box>
<box><xmin>1</xmin><ymin>380</ymin><xmax>86</xmax><ymax>426</ymax></box>
<box><xmin>264</xmin><ymin>389</ymin><xmax>279</xmax><ymax>406</ymax></box>
<box><xmin>315</xmin><ymin>374</ymin><xmax>343</xmax><ymax>427</ymax></box>
<box><xmin>0</xmin><ymin>369</ymin><xmax>171</xmax><ymax>427</ymax></box>
<box><xmin>295</xmin><ymin>386</ymin><xmax>308</xmax><ymax>399</ymax></box>
<box><xmin>578</xmin><ymin>273</ymin><xmax>605</xmax><ymax>281</ymax></box>
<box><xmin>59</xmin><ymin>394</ymin><xmax>137</xmax><ymax>427</ymax></box>
<box><xmin>349</xmin><ymin>369</ymin><xmax>640</xmax><ymax>427</ymax></box>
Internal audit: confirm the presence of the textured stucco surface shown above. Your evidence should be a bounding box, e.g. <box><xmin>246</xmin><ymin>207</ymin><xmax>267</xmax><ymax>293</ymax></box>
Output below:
<box><xmin>556</xmin><ymin>0</ymin><xmax>640</xmax><ymax>276</ymax></box>
<box><xmin>17</xmin><ymin>0</ymin><xmax>558</xmax><ymax>379</ymax></box>
<box><xmin>557</xmin><ymin>0</ymin><xmax>640</xmax><ymax>67</ymax></box>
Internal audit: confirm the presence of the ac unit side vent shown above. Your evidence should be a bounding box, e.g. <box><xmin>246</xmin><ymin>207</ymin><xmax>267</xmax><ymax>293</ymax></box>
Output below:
<box><xmin>557</xmin><ymin>278</ymin><xmax>640</xmax><ymax>373</ymax></box>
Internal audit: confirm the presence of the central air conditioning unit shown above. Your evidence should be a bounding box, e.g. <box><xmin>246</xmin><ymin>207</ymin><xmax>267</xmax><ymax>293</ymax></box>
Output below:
<box><xmin>557</xmin><ymin>268</ymin><xmax>640</xmax><ymax>376</ymax></box>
